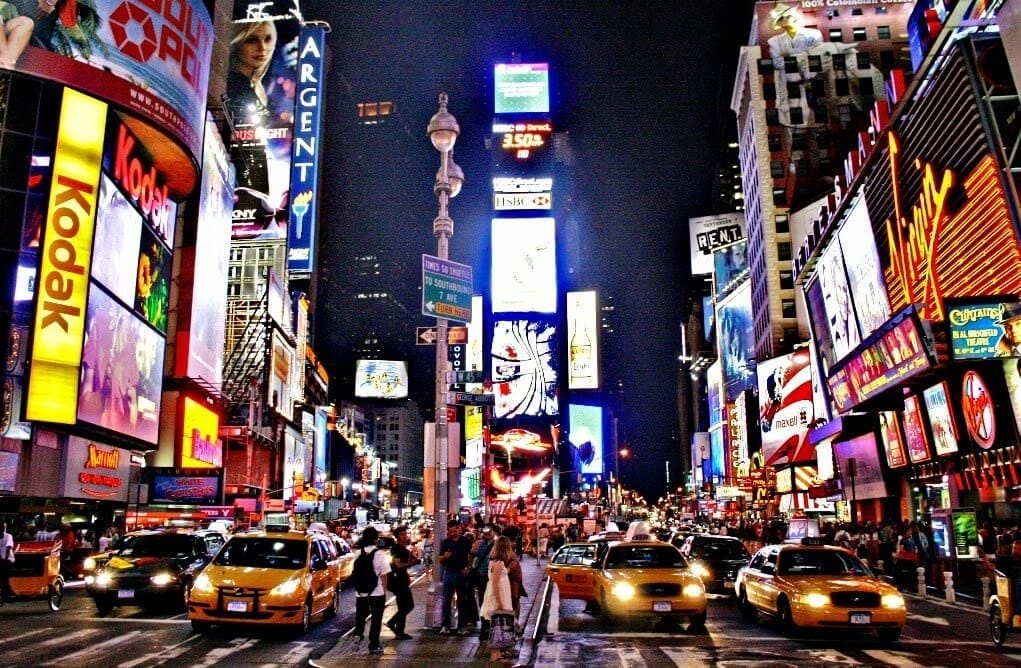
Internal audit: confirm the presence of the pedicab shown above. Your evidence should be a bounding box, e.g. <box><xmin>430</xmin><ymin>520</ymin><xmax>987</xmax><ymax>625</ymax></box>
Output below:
<box><xmin>990</xmin><ymin>568</ymin><xmax>1021</xmax><ymax>645</ymax></box>
<box><xmin>0</xmin><ymin>539</ymin><xmax>65</xmax><ymax>611</ymax></box>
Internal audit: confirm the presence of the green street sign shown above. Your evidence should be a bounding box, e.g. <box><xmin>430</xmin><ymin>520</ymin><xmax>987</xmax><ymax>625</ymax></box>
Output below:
<box><xmin>422</xmin><ymin>254</ymin><xmax>473</xmax><ymax>324</ymax></box>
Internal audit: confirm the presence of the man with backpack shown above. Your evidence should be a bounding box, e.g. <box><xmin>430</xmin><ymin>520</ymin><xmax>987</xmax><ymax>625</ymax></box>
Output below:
<box><xmin>351</xmin><ymin>526</ymin><xmax>389</xmax><ymax>654</ymax></box>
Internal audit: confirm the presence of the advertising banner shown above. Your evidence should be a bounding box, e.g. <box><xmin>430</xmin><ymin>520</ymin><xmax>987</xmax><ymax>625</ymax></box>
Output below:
<box><xmin>568</xmin><ymin>404</ymin><xmax>604</xmax><ymax>476</ymax></box>
<box><xmin>0</xmin><ymin>452</ymin><xmax>18</xmax><ymax>493</ymax></box>
<box><xmin>287</xmin><ymin>24</ymin><xmax>327</xmax><ymax>275</ymax></box>
<box><xmin>566</xmin><ymin>291</ymin><xmax>599</xmax><ymax>390</ymax></box>
<box><xmin>179</xmin><ymin>396</ymin><xmax>222</xmax><ymax>468</ymax></box>
<box><xmin>833</xmin><ymin>433</ymin><xmax>888</xmax><ymax>500</ymax></box>
<box><xmin>947</xmin><ymin>298</ymin><xmax>1021</xmax><ymax>360</ymax></box>
<box><xmin>354</xmin><ymin>360</ymin><xmax>409</xmax><ymax>399</ymax></box>
<box><xmin>26</xmin><ymin>89</ymin><xmax>106</xmax><ymax>424</ymax></box>
<box><xmin>491</xmin><ymin>319</ymin><xmax>559</xmax><ymax>418</ymax></box>
<box><xmin>61</xmin><ymin>436</ymin><xmax>131</xmax><ymax>502</ymax></box>
<box><xmin>903</xmin><ymin>394</ymin><xmax>931</xmax><ymax>464</ymax></box>
<box><xmin>923</xmin><ymin>381</ymin><xmax>960</xmax><ymax>456</ymax></box>
<box><xmin>757</xmin><ymin>348</ymin><xmax>814</xmax><ymax>466</ymax></box>
<box><xmin>712</xmin><ymin>241</ymin><xmax>748</xmax><ymax>300</ymax></box>
<box><xmin>3</xmin><ymin>0</ymin><xmax>212</xmax><ymax>162</ymax></box>
<box><xmin>269</xmin><ymin>329</ymin><xmax>293</xmax><ymax>415</ymax></box>
<box><xmin>716</xmin><ymin>281</ymin><xmax>756</xmax><ymax>402</ymax></box>
<box><xmin>494</xmin><ymin>62</ymin><xmax>550</xmax><ymax>115</ymax></box>
<box><xmin>152</xmin><ymin>474</ymin><xmax>220</xmax><ymax>505</ymax></box>
<box><xmin>878</xmin><ymin>411</ymin><xmax>908</xmax><ymax>468</ymax></box>
<box><xmin>690</xmin><ymin>212</ymin><xmax>745</xmax><ymax>277</ymax></box>
<box><xmin>491</xmin><ymin>218</ymin><xmax>557</xmax><ymax>313</ymax></box>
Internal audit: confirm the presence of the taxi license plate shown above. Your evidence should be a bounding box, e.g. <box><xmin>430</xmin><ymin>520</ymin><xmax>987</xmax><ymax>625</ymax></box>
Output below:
<box><xmin>227</xmin><ymin>600</ymin><xmax>248</xmax><ymax>613</ymax></box>
<box><xmin>117</xmin><ymin>589</ymin><xmax>134</xmax><ymax>599</ymax></box>
<box><xmin>724</xmin><ymin>581</ymin><xmax>735</xmax><ymax>589</ymax></box>
<box><xmin>653</xmin><ymin>601</ymin><xmax>671</xmax><ymax>612</ymax></box>
<box><xmin>850</xmin><ymin>612</ymin><xmax>871</xmax><ymax>625</ymax></box>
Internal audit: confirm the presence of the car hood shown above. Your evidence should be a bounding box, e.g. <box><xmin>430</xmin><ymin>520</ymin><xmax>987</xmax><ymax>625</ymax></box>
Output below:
<box><xmin>696</xmin><ymin>557</ymin><xmax>749</xmax><ymax>569</ymax></box>
<box><xmin>778</xmin><ymin>575</ymin><xmax>893</xmax><ymax>593</ymax></box>
<box><xmin>200</xmin><ymin>564</ymin><xmax>307</xmax><ymax>588</ymax></box>
<box><xmin>105</xmin><ymin>555</ymin><xmax>182</xmax><ymax>574</ymax></box>
<box><xmin>601</xmin><ymin>567</ymin><xmax>700</xmax><ymax>584</ymax></box>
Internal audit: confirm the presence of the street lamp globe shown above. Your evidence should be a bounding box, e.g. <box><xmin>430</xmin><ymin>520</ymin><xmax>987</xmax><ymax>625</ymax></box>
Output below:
<box><xmin>435</xmin><ymin>157</ymin><xmax>464</xmax><ymax>198</ymax></box>
<box><xmin>427</xmin><ymin>92</ymin><xmax>459</xmax><ymax>153</ymax></box>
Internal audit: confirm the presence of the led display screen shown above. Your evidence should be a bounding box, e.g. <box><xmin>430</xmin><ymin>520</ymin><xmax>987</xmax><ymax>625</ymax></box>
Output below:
<box><xmin>491</xmin><ymin>319</ymin><xmax>558</xmax><ymax>418</ymax></box>
<box><xmin>923</xmin><ymin>381</ymin><xmax>959</xmax><ymax>456</ymax></box>
<box><xmin>491</xmin><ymin>120</ymin><xmax>553</xmax><ymax>175</ymax></box>
<box><xmin>494</xmin><ymin>62</ymin><xmax>550</xmax><ymax>115</ymax></box>
<box><xmin>78</xmin><ymin>285</ymin><xmax>165</xmax><ymax>445</ymax></box>
<box><xmin>569</xmin><ymin>404</ymin><xmax>604</xmax><ymax>476</ymax></box>
<box><xmin>0</xmin><ymin>452</ymin><xmax>18</xmax><ymax>493</ymax></box>
<box><xmin>152</xmin><ymin>475</ymin><xmax>220</xmax><ymax>505</ymax></box>
<box><xmin>491</xmin><ymin>218</ymin><xmax>557</xmax><ymax>313</ymax></box>
<box><xmin>135</xmin><ymin>224</ymin><xmax>172</xmax><ymax>334</ymax></box>
<box><xmin>833</xmin><ymin>433</ymin><xmax>889</xmax><ymax>500</ymax></box>
<box><xmin>717</xmin><ymin>281</ymin><xmax>756</xmax><ymax>402</ymax></box>
<box><xmin>567</xmin><ymin>291</ymin><xmax>599</xmax><ymax>390</ymax></box>
<box><xmin>947</xmin><ymin>298</ymin><xmax>1021</xmax><ymax>360</ymax></box>
<box><xmin>706</xmin><ymin>361</ymin><xmax>723</xmax><ymax>429</ymax></box>
<box><xmin>775</xmin><ymin>467</ymin><xmax>793</xmax><ymax>494</ymax></box>
<box><xmin>180</xmin><ymin>397</ymin><xmax>222</xmax><ymax>468</ymax></box>
<box><xmin>354</xmin><ymin>360</ymin><xmax>409</xmax><ymax>399</ymax></box>
<box><xmin>709</xmin><ymin>429</ymin><xmax>726</xmax><ymax>479</ymax></box>
<box><xmin>94</xmin><ymin>174</ymin><xmax>143</xmax><ymax>305</ymax></box>
<box><xmin>757</xmin><ymin>349</ymin><xmax>814</xmax><ymax>466</ymax></box>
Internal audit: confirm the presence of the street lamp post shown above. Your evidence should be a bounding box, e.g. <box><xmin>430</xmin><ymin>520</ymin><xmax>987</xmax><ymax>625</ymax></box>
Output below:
<box><xmin>425</xmin><ymin>93</ymin><xmax>464</xmax><ymax>628</ymax></box>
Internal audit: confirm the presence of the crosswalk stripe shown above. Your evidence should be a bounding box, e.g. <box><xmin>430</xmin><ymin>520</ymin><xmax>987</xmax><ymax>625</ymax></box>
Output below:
<box><xmin>41</xmin><ymin>631</ymin><xmax>143</xmax><ymax>665</ymax></box>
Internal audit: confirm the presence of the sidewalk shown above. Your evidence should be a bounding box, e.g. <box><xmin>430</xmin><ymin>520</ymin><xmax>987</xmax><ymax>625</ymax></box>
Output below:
<box><xmin>310</xmin><ymin>553</ymin><xmax>549</xmax><ymax>667</ymax></box>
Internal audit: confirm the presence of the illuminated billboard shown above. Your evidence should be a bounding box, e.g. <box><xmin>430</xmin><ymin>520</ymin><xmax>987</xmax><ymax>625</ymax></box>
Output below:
<box><xmin>269</xmin><ymin>330</ymin><xmax>294</xmax><ymax>413</ymax></box>
<box><xmin>690</xmin><ymin>212</ymin><xmax>745</xmax><ymax>277</ymax></box>
<box><xmin>491</xmin><ymin>119</ymin><xmax>553</xmax><ymax>176</ymax></box>
<box><xmin>903</xmin><ymin>394</ymin><xmax>931</xmax><ymax>464</ymax></box>
<box><xmin>93</xmin><ymin>174</ymin><xmax>143</xmax><ymax>304</ymax></box>
<box><xmin>923</xmin><ymin>381</ymin><xmax>959</xmax><ymax>456</ymax></box>
<box><xmin>78</xmin><ymin>284</ymin><xmax>165</xmax><ymax>445</ymax></box>
<box><xmin>491</xmin><ymin>218</ymin><xmax>557</xmax><ymax>313</ymax></box>
<box><xmin>878</xmin><ymin>411</ymin><xmax>908</xmax><ymax>469</ymax></box>
<box><xmin>354</xmin><ymin>360</ymin><xmax>409</xmax><ymax>399</ymax></box>
<box><xmin>757</xmin><ymin>349</ymin><xmax>814</xmax><ymax>466</ymax></box>
<box><xmin>716</xmin><ymin>281</ymin><xmax>755</xmax><ymax>402</ymax></box>
<box><xmin>833</xmin><ymin>433</ymin><xmax>888</xmax><ymax>500</ymax></box>
<box><xmin>229</xmin><ymin>9</ymin><xmax>301</xmax><ymax>240</ymax></box>
<box><xmin>837</xmin><ymin>196</ymin><xmax>891</xmax><ymax>338</ymax></box>
<box><xmin>567</xmin><ymin>291</ymin><xmax>599</xmax><ymax>390</ymax></box>
<box><xmin>152</xmin><ymin>474</ymin><xmax>220</xmax><ymax>505</ymax></box>
<box><xmin>947</xmin><ymin>298</ymin><xmax>1021</xmax><ymax>360</ymax></box>
<box><xmin>491</xmin><ymin>319</ymin><xmax>558</xmax><ymax>418</ymax></box>
<box><xmin>287</xmin><ymin>24</ymin><xmax>327</xmax><ymax>275</ymax></box>
<box><xmin>26</xmin><ymin>90</ymin><xmax>106</xmax><ymax>424</ymax></box>
<box><xmin>60</xmin><ymin>437</ymin><xmax>131</xmax><ymax>502</ymax></box>
<box><xmin>815</xmin><ymin>235</ymin><xmax>860</xmax><ymax>361</ymax></box>
<box><xmin>569</xmin><ymin>404</ymin><xmax>604</xmax><ymax>476</ymax></box>
<box><xmin>180</xmin><ymin>397</ymin><xmax>222</xmax><ymax>468</ymax></box>
<box><xmin>494</xmin><ymin>62</ymin><xmax>550</xmax><ymax>115</ymax></box>
<box><xmin>3</xmin><ymin>0</ymin><xmax>212</xmax><ymax>162</ymax></box>
<box><xmin>713</xmin><ymin>241</ymin><xmax>748</xmax><ymax>300</ymax></box>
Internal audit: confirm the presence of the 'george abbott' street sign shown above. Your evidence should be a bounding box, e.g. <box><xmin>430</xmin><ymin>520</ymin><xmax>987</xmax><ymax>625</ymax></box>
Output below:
<box><xmin>422</xmin><ymin>254</ymin><xmax>473</xmax><ymax>324</ymax></box>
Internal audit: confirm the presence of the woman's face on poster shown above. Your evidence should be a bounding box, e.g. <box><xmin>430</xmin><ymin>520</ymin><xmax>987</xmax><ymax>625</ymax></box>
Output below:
<box><xmin>235</xmin><ymin>22</ymin><xmax>276</xmax><ymax>75</ymax></box>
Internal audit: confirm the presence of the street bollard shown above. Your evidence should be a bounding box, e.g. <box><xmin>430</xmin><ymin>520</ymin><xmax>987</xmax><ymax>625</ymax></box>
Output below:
<box><xmin>917</xmin><ymin>567</ymin><xmax>927</xmax><ymax>597</ymax></box>
<box><xmin>944</xmin><ymin>570</ymin><xmax>955</xmax><ymax>604</ymax></box>
<box><xmin>982</xmin><ymin>576</ymin><xmax>991</xmax><ymax>611</ymax></box>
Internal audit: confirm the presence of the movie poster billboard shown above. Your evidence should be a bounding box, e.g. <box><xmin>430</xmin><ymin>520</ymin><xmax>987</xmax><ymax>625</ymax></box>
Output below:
<box><xmin>229</xmin><ymin>3</ymin><xmax>300</xmax><ymax>240</ymax></box>
<box><xmin>878</xmin><ymin>411</ymin><xmax>908</xmax><ymax>468</ymax></box>
<box><xmin>713</xmin><ymin>241</ymin><xmax>749</xmax><ymax>300</ymax></box>
<box><xmin>903</xmin><ymin>394</ymin><xmax>932</xmax><ymax>464</ymax></box>
<box><xmin>816</xmin><ymin>235</ymin><xmax>860</xmax><ymax>361</ymax></box>
<box><xmin>690</xmin><ymin>212</ymin><xmax>745</xmax><ymax>277</ymax></box>
<box><xmin>1</xmin><ymin>0</ymin><xmax>212</xmax><ymax>160</ymax></box>
<box><xmin>757</xmin><ymin>349</ymin><xmax>814</xmax><ymax>466</ymax></box>
<box><xmin>923</xmin><ymin>381</ymin><xmax>960</xmax><ymax>456</ymax></box>
<box><xmin>491</xmin><ymin>319</ymin><xmax>558</xmax><ymax>418</ymax></box>
<box><xmin>947</xmin><ymin>298</ymin><xmax>1021</xmax><ymax>360</ymax></box>
<box><xmin>837</xmin><ymin>196</ymin><xmax>891</xmax><ymax>337</ymax></box>
<box><xmin>716</xmin><ymin>281</ymin><xmax>755</xmax><ymax>402</ymax></box>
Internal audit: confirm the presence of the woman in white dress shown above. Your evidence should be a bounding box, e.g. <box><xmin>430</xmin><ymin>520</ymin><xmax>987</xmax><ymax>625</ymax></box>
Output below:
<box><xmin>479</xmin><ymin>536</ymin><xmax>515</xmax><ymax>664</ymax></box>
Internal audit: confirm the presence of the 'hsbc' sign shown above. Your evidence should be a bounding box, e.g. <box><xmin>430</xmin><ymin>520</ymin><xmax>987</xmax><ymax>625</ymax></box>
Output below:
<box><xmin>493</xmin><ymin>192</ymin><xmax>552</xmax><ymax>210</ymax></box>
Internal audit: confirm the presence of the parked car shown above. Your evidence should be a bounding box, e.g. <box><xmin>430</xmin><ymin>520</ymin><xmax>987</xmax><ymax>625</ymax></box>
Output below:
<box><xmin>736</xmin><ymin>539</ymin><xmax>905</xmax><ymax>641</ymax></box>
<box><xmin>677</xmin><ymin>534</ymin><xmax>751</xmax><ymax>595</ymax></box>
<box><xmin>186</xmin><ymin>529</ymin><xmax>344</xmax><ymax>634</ymax></box>
<box><xmin>86</xmin><ymin>530</ymin><xmax>213</xmax><ymax>616</ymax></box>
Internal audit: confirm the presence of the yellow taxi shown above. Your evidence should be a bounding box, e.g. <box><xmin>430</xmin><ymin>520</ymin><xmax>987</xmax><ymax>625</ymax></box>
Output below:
<box><xmin>594</xmin><ymin>540</ymin><xmax>707</xmax><ymax>628</ymax></box>
<box><xmin>547</xmin><ymin>542</ymin><xmax>601</xmax><ymax>601</ymax></box>
<box><xmin>186</xmin><ymin>529</ymin><xmax>344</xmax><ymax>634</ymax></box>
<box><xmin>735</xmin><ymin>539</ymin><xmax>906</xmax><ymax>641</ymax></box>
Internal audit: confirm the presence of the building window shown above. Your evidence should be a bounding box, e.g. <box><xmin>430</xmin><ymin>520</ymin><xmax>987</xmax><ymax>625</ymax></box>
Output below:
<box><xmin>858</xmin><ymin>77</ymin><xmax>874</xmax><ymax>97</ymax></box>
<box><xmin>852</xmin><ymin>26</ymin><xmax>867</xmax><ymax>41</ymax></box>
<box><xmin>876</xmin><ymin>6</ymin><xmax>888</xmax><ymax>14</ymax></box>
<box><xmin>768</xmin><ymin>134</ymin><xmax>782</xmax><ymax>152</ymax></box>
<box><xmin>757</xmin><ymin>58</ymin><xmax>774</xmax><ymax>74</ymax></box>
<box><xmin>775</xmin><ymin>214</ymin><xmax>789</xmax><ymax>234</ymax></box>
<box><xmin>779</xmin><ymin>270</ymin><xmax>794</xmax><ymax>290</ymax></box>
<box><xmin>851</xmin><ymin>8</ymin><xmax>863</xmax><ymax>15</ymax></box>
<box><xmin>795</xmin><ymin>158</ymin><xmax>809</xmax><ymax>176</ymax></box>
<box><xmin>784</xmin><ymin>57</ymin><xmax>799</xmax><ymax>74</ymax></box>
<box><xmin>829</xmin><ymin>28</ymin><xmax>843</xmax><ymax>41</ymax></box>
<box><xmin>781</xmin><ymin>299</ymin><xmax>797</xmax><ymax>318</ymax></box>
<box><xmin>786</xmin><ymin>82</ymin><xmax>802</xmax><ymax>99</ymax></box>
<box><xmin>765</xmin><ymin>108</ymin><xmax>780</xmax><ymax>127</ymax></box>
<box><xmin>838</xmin><ymin>104</ymin><xmax>853</xmax><ymax>126</ymax></box>
<box><xmin>772</xmin><ymin>188</ymin><xmax>787</xmax><ymax>206</ymax></box>
<box><xmin>833</xmin><ymin>53</ymin><xmax>847</xmax><ymax>71</ymax></box>
<box><xmin>877</xmin><ymin>25</ymin><xmax>891</xmax><ymax>39</ymax></box>
<box><xmin>791</xmin><ymin>132</ymin><xmax>807</xmax><ymax>150</ymax></box>
<box><xmin>777</xmin><ymin>241</ymin><xmax>793</xmax><ymax>261</ymax></box>
<box><xmin>834</xmin><ymin>77</ymin><xmax>850</xmax><ymax>96</ymax></box>
<box><xmin>810</xmin><ymin>78</ymin><xmax>826</xmax><ymax>102</ymax></box>
<box><xmin>856</xmin><ymin>52</ymin><xmax>871</xmax><ymax>70</ymax></box>
<box><xmin>770</xmin><ymin>160</ymin><xmax>785</xmax><ymax>179</ymax></box>
<box><xmin>789</xmin><ymin>107</ymin><xmax>805</xmax><ymax>125</ymax></box>
<box><xmin>808</xmin><ymin>55</ymin><xmax>822</xmax><ymax>72</ymax></box>
<box><xmin>763</xmin><ymin>82</ymin><xmax>776</xmax><ymax>101</ymax></box>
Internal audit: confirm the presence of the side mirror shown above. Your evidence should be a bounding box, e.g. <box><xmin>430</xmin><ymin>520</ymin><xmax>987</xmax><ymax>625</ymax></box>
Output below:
<box><xmin>311</xmin><ymin>556</ymin><xmax>327</xmax><ymax>571</ymax></box>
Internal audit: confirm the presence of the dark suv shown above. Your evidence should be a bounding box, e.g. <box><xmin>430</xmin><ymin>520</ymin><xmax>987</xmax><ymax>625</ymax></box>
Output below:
<box><xmin>677</xmin><ymin>534</ymin><xmax>751</xmax><ymax>595</ymax></box>
<box><xmin>85</xmin><ymin>531</ymin><xmax>213</xmax><ymax>615</ymax></box>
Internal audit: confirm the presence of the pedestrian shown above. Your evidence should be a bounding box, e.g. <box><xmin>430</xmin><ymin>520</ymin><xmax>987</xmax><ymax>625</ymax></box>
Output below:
<box><xmin>1</xmin><ymin>521</ymin><xmax>15</xmax><ymax>601</ymax></box>
<box><xmin>480</xmin><ymin>536</ymin><xmax>517</xmax><ymax>664</ymax></box>
<box><xmin>437</xmin><ymin>519</ymin><xmax>472</xmax><ymax>635</ymax></box>
<box><xmin>352</xmin><ymin>526</ymin><xmax>389</xmax><ymax>654</ymax></box>
<box><xmin>537</xmin><ymin>523</ymin><xmax>550</xmax><ymax>559</ymax></box>
<box><xmin>470</xmin><ymin>525</ymin><xmax>497</xmax><ymax>638</ymax></box>
<box><xmin>385</xmin><ymin>525</ymin><xmax>418</xmax><ymax>640</ymax></box>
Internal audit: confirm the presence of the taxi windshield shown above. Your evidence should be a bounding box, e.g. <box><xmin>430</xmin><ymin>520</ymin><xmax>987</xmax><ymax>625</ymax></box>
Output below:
<box><xmin>214</xmin><ymin>538</ymin><xmax>308</xmax><ymax>569</ymax></box>
<box><xmin>778</xmin><ymin>549</ymin><xmax>870</xmax><ymax>576</ymax></box>
<box><xmin>605</xmin><ymin>545</ymin><xmax>687</xmax><ymax>569</ymax></box>
<box><xmin>691</xmin><ymin>539</ymin><xmax>750</xmax><ymax>560</ymax></box>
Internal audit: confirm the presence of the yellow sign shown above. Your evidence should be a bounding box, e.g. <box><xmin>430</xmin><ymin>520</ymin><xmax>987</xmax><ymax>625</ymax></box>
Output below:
<box><xmin>180</xmin><ymin>397</ymin><xmax>222</xmax><ymax>468</ymax></box>
<box><xmin>26</xmin><ymin>89</ymin><xmax>106</xmax><ymax>423</ymax></box>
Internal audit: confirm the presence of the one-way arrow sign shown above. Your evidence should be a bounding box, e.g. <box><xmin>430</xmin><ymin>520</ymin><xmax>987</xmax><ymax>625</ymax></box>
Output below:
<box><xmin>417</xmin><ymin>327</ymin><xmax>438</xmax><ymax>345</ymax></box>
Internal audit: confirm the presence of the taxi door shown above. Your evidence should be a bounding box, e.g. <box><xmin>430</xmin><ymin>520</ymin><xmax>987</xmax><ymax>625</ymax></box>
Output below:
<box><xmin>546</xmin><ymin>544</ymin><xmax>598</xmax><ymax>601</ymax></box>
<box><xmin>310</xmin><ymin>538</ymin><xmax>335</xmax><ymax>612</ymax></box>
<box><xmin>743</xmin><ymin>549</ymin><xmax>778</xmax><ymax>611</ymax></box>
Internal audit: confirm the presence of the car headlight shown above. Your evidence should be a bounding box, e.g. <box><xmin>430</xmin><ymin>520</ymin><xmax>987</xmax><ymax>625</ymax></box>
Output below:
<box><xmin>150</xmin><ymin>572</ymin><xmax>176</xmax><ymax>587</ymax></box>
<box><xmin>800</xmin><ymin>592</ymin><xmax>829</xmax><ymax>608</ymax></box>
<box><xmin>83</xmin><ymin>557</ymin><xmax>97</xmax><ymax>571</ymax></box>
<box><xmin>611</xmin><ymin>582</ymin><xmax>635</xmax><ymax>601</ymax></box>
<box><xmin>192</xmin><ymin>573</ymin><xmax>214</xmax><ymax>593</ymax></box>
<box><xmin>270</xmin><ymin>578</ymin><xmax>302</xmax><ymax>597</ymax></box>
<box><xmin>881</xmin><ymin>592</ymin><xmax>905</xmax><ymax>609</ymax></box>
<box><xmin>690</xmin><ymin>562</ymin><xmax>711</xmax><ymax>579</ymax></box>
<box><xmin>95</xmin><ymin>571</ymin><xmax>112</xmax><ymax>587</ymax></box>
<box><xmin>683</xmin><ymin>582</ymin><xmax>705</xmax><ymax>598</ymax></box>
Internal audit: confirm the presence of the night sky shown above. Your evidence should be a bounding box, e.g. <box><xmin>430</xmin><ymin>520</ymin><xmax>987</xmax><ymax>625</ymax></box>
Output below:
<box><xmin>301</xmin><ymin>0</ymin><xmax>756</xmax><ymax>501</ymax></box>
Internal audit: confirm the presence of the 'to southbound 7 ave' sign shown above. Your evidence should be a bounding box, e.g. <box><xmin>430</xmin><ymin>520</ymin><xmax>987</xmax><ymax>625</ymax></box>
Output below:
<box><xmin>422</xmin><ymin>254</ymin><xmax>473</xmax><ymax>323</ymax></box>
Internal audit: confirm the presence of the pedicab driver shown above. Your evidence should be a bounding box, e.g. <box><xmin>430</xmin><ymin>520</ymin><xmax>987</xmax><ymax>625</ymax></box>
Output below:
<box><xmin>1</xmin><ymin>522</ymin><xmax>15</xmax><ymax>600</ymax></box>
